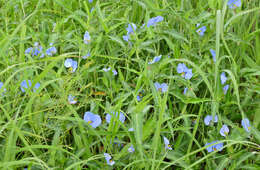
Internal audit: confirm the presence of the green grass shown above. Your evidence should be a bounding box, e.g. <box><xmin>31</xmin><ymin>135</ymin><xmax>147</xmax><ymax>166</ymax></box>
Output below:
<box><xmin>0</xmin><ymin>0</ymin><xmax>260</xmax><ymax>169</ymax></box>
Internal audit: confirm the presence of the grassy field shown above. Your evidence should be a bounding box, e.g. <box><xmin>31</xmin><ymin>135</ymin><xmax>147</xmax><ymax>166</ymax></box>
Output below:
<box><xmin>0</xmin><ymin>0</ymin><xmax>260</xmax><ymax>169</ymax></box>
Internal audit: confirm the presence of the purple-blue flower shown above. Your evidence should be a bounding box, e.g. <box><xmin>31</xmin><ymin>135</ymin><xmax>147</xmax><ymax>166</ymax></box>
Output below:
<box><xmin>177</xmin><ymin>63</ymin><xmax>193</xmax><ymax>80</ymax></box>
<box><xmin>0</xmin><ymin>82</ymin><xmax>6</xmax><ymax>95</ymax></box>
<box><xmin>204</xmin><ymin>115</ymin><xmax>218</xmax><ymax>126</ymax></box>
<box><xmin>196</xmin><ymin>26</ymin><xmax>206</xmax><ymax>36</ymax></box>
<box><xmin>106</xmin><ymin>112</ymin><xmax>125</xmax><ymax>124</ymax></box>
<box><xmin>163</xmin><ymin>136</ymin><xmax>172</xmax><ymax>150</ymax></box>
<box><xmin>136</xmin><ymin>90</ymin><xmax>144</xmax><ymax>102</ymax></box>
<box><xmin>104</xmin><ymin>153</ymin><xmax>115</xmax><ymax>166</ymax></box>
<box><xmin>89</xmin><ymin>0</ymin><xmax>93</xmax><ymax>3</ymax></box>
<box><xmin>183</xmin><ymin>87</ymin><xmax>188</xmax><ymax>94</ymax></box>
<box><xmin>25</xmin><ymin>42</ymin><xmax>44</xmax><ymax>57</ymax></box>
<box><xmin>128</xmin><ymin>145</ymin><xmax>135</xmax><ymax>153</ymax></box>
<box><xmin>220</xmin><ymin>124</ymin><xmax>229</xmax><ymax>137</ymax></box>
<box><xmin>68</xmin><ymin>95</ymin><xmax>77</xmax><ymax>104</ymax></box>
<box><xmin>103</xmin><ymin>67</ymin><xmax>111</xmax><ymax>72</ymax></box>
<box><xmin>46</xmin><ymin>43</ymin><xmax>57</xmax><ymax>56</ymax></box>
<box><xmin>227</xmin><ymin>0</ymin><xmax>241</xmax><ymax>9</ymax></box>
<box><xmin>148</xmin><ymin>55</ymin><xmax>162</xmax><ymax>64</ymax></box>
<box><xmin>241</xmin><ymin>118</ymin><xmax>251</xmax><ymax>132</ymax></box>
<box><xmin>84</xmin><ymin>111</ymin><xmax>101</xmax><ymax>128</ymax></box>
<box><xmin>82</xmin><ymin>52</ymin><xmax>90</xmax><ymax>59</ymax></box>
<box><xmin>154</xmin><ymin>82</ymin><xmax>168</xmax><ymax>93</ymax></box>
<box><xmin>84</xmin><ymin>31</ymin><xmax>91</xmax><ymax>44</ymax></box>
<box><xmin>221</xmin><ymin>72</ymin><xmax>227</xmax><ymax>85</ymax></box>
<box><xmin>223</xmin><ymin>84</ymin><xmax>229</xmax><ymax>95</ymax></box>
<box><xmin>126</xmin><ymin>23</ymin><xmax>137</xmax><ymax>34</ymax></box>
<box><xmin>210</xmin><ymin>49</ymin><xmax>216</xmax><ymax>63</ymax></box>
<box><xmin>123</xmin><ymin>35</ymin><xmax>130</xmax><ymax>42</ymax></box>
<box><xmin>112</xmin><ymin>70</ymin><xmax>117</xmax><ymax>75</ymax></box>
<box><xmin>147</xmin><ymin>16</ymin><xmax>164</xmax><ymax>27</ymax></box>
<box><xmin>205</xmin><ymin>141</ymin><xmax>224</xmax><ymax>152</ymax></box>
<box><xmin>20</xmin><ymin>80</ymin><xmax>40</xmax><ymax>93</ymax></box>
<box><xmin>128</xmin><ymin>127</ymin><xmax>134</xmax><ymax>131</ymax></box>
<box><xmin>64</xmin><ymin>58</ymin><xmax>78</xmax><ymax>73</ymax></box>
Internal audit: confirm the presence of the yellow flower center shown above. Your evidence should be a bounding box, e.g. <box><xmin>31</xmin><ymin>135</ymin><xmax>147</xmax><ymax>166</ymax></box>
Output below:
<box><xmin>68</xmin><ymin>67</ymin><xmax>73</xmax><ymax>72</ymax></box>
<box><xmin>158</xmin><ymin>88</ymin><xmax>162</xmax><ymax>92</ymax></box>
<box><xmin>109</xmin><ymin>159</ymin><xmax>113</xmax><ymax>163</ymax></box>
<box><xmin>88</xmin><ymin>120</ymin><xmax>92</xmax><ymax>124</ymax></box>
<box><xmin>213</xmin><ymin>148</ymin><xmax>217</xmax><ymax>151</ymax></box>
<box><xmin>168</xmin><ymin>144</ymin><xmax>171</xmax><ymax>148</ymax></box>
<box><xmin>181</xmin><ymin>72</ymin><xmax>185</xmax><ymax>76</ymax></box>
<box><xmin>224</xmin><ymin>131</ymin><xmax>228</xmax><ymax>136</ymax></box>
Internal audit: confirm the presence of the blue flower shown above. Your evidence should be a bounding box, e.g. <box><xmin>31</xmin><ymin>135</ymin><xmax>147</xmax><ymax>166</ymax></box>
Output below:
<box><xmin>148</xmin><ymin>55</ymin><xmax>162</xmax><ymax>64</ymax></box>
<box><xmin>64</xmin><ymin>59</ymin><xmax>78</xmax><ymax>73</ymax></box>
<box><xmin>83</xmin><ymin>111</ymin><xmax>101</xmax><ymax>128</ymax></box>
<box><xmin>204</xmin><ymin>115</ymin><xmax>218</xmax><ymax>126</ymax></box>
<box><xmin>196</xmin><ymin>26</ymin><xmax>206</xmax><ymax>36</ymax></box>
<box><xmin>227</xmin><ymin>0</ymin><xmax>241</xmax><ymax>9</ymax></box>
<box><xmin>104</xmin><ymin>153</ymin><xmax>115</xmax><ymax>166</ymax></box>
<box><xmin>210</xmin><ymin>49</ymin><xmax>216</xmax><ymax>63</ymax></box>
<box><xmin>123</xmin><ymin>35</ymin><xmax>130</xmax><ymax>42</ymax></box>
<box><xmin>136</xmin><ymin>90</ymin><xmax>144</xmax><ymax>102</ymax></box>
<box><xmin>84</xmin><ymin>31</ymin><xmax>91</xmax><ymax>44</ymax></box>
<box><xmin>20</xmin><ymin>80</ymin><xmax>40</xmax><ymax>93</ymax></box>
<box><xmin>0</xmin><ymin>82</ymin><xmax>6</xmax><ymax>95</ymax></box>
<box><xmin>89</xmin><ymin>0</ymin><xmax>93</xmax><ymax>3</ymax></box>
<box><xmin>205</xmin><ymin>141</ymin><xmax>224</xmax><ymax>152</ymax></box>
<box><xmin>128</xmin><ymin>145</ymin><xmax>135</xmax><ymax>153</ymax></box>
<box><xmin>241</xmin><ymin>118</ymin><xmax>251</xmax><ymax>132</ymax></box>
<box><xmin>163</xmin><ymin>136</ymin><xmax>172</xmax><ymax>150</ymax></box>
<box><xmin>106</xmin><ymin>112</ymin><xmax>125</xmax><ymax>124</ymax></box>
<box><xmin>128</xmin><ymin>127</ymin><xmax>134</xmax><ymax>131</ymax></box>
<box><xmin>82</xmin><ymin>52</ymin><xmax>90</xmax><ymax>59</ymax></box>
<box><xmin>46</xmin><ymin>43</ymin><xmax>57</xmax><ymax>56</ymax></box>
<box><xmin>220</xmin><ymin>72</ymin><xmax>227</xmax><ymax>85</ymax></box>
<box><xmin>177</xmin><ymin>63</ymin><xmax>193</xmax><ymax>80</ymax></box>
<box><xmin>25</xmin><ymin>43</ymin><xmax>44</xmax><ymax>57</ymax></box>
<box><xmin>223</xmin><ymin>84</ymin><xmax>229</xmax><ymax>95</ymax></box>
<box><xmin>112</xmin><ymin>70</ymin><xmax>117</xmax><ymax>75</ymax></box>
<box><xmin>147</xmin><ymin>16</ymin><xmax>164</xmax><ymax>27</ymax></box>
<box><xmin>154</xmin><ymin>82</ymin><xmax>168</xmax><ymax>93</ymax></box>
<box><xmin>68</xmin><ymin>95</ymin><xmax>77</xmax><ymax>104</ymax></box>
<box><xmin>103</xmin><ymin>67</ymin><xmax>111</xmax><ymax>72</ymax></box>
<box><xmin>183</xmin><ymin>87</ymin><xmax>188</xmax><ymax>94</ymax></box>
<box><xmin>126</xmin><ymin>23</ymin><xmax>137</xmax><ymax>34</ymax></box>
<box><xmin>220</xmin><ymin>124</ymin><xmax>229</xmax><ymax>137</ymax></box>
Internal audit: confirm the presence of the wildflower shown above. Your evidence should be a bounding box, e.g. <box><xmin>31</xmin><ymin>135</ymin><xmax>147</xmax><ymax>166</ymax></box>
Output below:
<box><xmin>128</xmin><ymin>127</ymin><xmax>134</xmax><ymax>131</ymax></box>
<box><xmin>104</xmin><ymin>153</ymin><xmax>115</xmax><ymax>166</ymax></box>
<box><xmin>123</xmin><ymin>35</ymin><xmax>130</xmax><ymax>42</ymax></box>
<box><xmin>147</xmin><ymin>16</ymin><xmax>164</xmax><ymax>27</ymax></box>
<box><xmin>220</xmin><ymin>124</ymin><xmax>229</xmax><ymax>137</ymax></box>
<box><xmin>126</xmin><ymin>23</ymin><xmax>137</xmax><ymax>34</ymax></box>
<box><xmin>84</xmin><ymin>31</ymin><xmax>91</xmax><ymax>44</ymax></box>
<box><xmin>137</xmin><ymin>90</ymin><xmax>144</xmax><ymax>101</ymax></box>
<box><xmin>0</xmin><ymin>82</ymin><xmax>6</xmax><ymax>95</ymax></box>
<box><xmin>177</xmin><ymin>63</ymin><xmax>193</xmax><ymax>80</ymax></box>
<box><xmin>20</xmin><ymin>80</ymin><xmax>40</xmax><ymax>93</ymax></box>
<box><xmin>204</xmin><ymin>115</ymin><xmax>218</xmax><ymax>126</ymax></box>
<box><xmin>154</xmin><ymin>82</ymin><xmax>168</xmax><ymax>93</ymax></box>
<box><xmin>163</xmin><ymin>136</ymin><xmax>172</xmax><ymax>150</ymax></box>
<box><xmin>64</xmin><ymin>58</ymin><xmax>78</xmax><ymax>73</ymax></box>
<box><xmin>128</xmin><ymin>145</ymin><xmax>135</xmax><ymax>153</ymax></box>
<box><xmin>106</xmin><ymin>112</ymin><xmax>125</xmax><ymax>124</ymax></box>
<box><xmin>241</xmin><ymin>118</ymin><xmax>251</xmax><ymax>132</ymax></box>
<box><xmin>148</xmin><ymin>55</ymin><xmax>162</xmax><ymax>64</ymax></box>
<box><xmin>196</xmin><ymin>23</ymin><xmax>200</xmax><ymax>27</ymax></box>
<box><xmin>90</xmin><ymin>7</ymin><xmax>94</xmax><ymax>13</ymax></box>
<box><xmin>46</xmin><ymin>43</ymin><xmax>57</xmax><ymax>56</ymax></box>
<box><xmin>223</xmin><ymin>84</ymin><xmax>229</xmax><ymax>95</ymax></box>
<box><xmin>183</xmin><ymin>87</ymin><xmax>188</xmax><ymax>94</ymax></box>
<box><xmin>83</xmin><ymin>111</ymin><xmax>101</xmax><ymax>128</ymax></box>
<box><xmin>68</xmin><ymin>95</ymin><xmax>77</xmax><ymax>104</ymax></box>
<box><xmin>25</xmin><ymin>42</ymin><xmax>43</xmax><ymax>57</ymax></box>
<box><xmin>220</xmin><ymin>72</ymin><xmax>227</xmax><ymax>85</ymax></box>
<box><xmin>112</xmin><ymin>70</ymin><xmax>117</xmax><ymax>75</ymax></box>
<box><xmin>82</xmin><ymin>52</ymin><xmax>90</xmax><ymax>59</ymax></box>
<box><xmin>227</xmin><ymin>0</ymin><xmax>241</xmax><ymax>9</ymax></box>
<box><xmin>89</xmin><ymin>0</ymin><xmax>93</xmax><ymax>3</ymax></box>
<box><xmin>103</xmin><ymin>67</ymin><xmax>111</xmax><ymax>72</ymax></box>
<box><xmin>196</xmin><ymin>26</ymin><xmax>206</xmax><ymax>36</ymax></box>
<box><xmin>205</xmin><ymin>141</ymin><xmax>223</xmax><ymax>152</ymax></box>
<box><xmin>210</xmin><ymin>49</ymin><xmax>216</xmax><ymax>63</ymax></box>
<box><xmin>25</xmin><ymin>47</ymin><xmax>33</xmax><ymax>55</ymax></box>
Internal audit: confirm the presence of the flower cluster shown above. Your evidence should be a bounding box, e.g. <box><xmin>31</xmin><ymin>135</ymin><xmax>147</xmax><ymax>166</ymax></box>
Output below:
<box><xmin>177</xmin><ymin>63</ymin><xmax>193</xmax><ymax>80</ymax></box>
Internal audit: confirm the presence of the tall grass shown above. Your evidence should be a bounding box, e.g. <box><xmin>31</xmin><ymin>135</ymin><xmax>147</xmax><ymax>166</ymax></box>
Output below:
<box><xmin>0</xmin><ymin>0</ymin><xmax>259</xmax><ymax>169</ymax></box>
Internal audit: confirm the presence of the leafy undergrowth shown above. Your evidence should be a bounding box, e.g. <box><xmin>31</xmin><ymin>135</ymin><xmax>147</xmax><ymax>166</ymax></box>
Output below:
<box><xmin>0</xmin><ymin>0</ymin><xmax>259</xmax><ymax>169</ymax></box>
